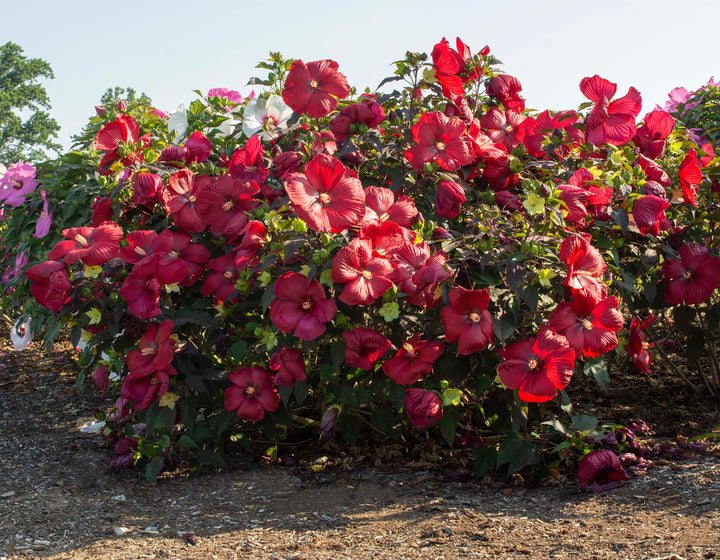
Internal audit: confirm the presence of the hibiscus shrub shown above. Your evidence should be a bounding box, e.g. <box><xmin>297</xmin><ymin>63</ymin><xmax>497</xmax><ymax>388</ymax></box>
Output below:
<box><xmin>2</xmin><ymin>40</ymin><xmax>719</xmax><ymax>483</ymax></box>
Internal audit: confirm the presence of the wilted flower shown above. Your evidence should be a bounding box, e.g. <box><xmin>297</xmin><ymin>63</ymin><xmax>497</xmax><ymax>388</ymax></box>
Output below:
<box><xmin>578</xmin><ymin>450</ymin><xmax>628</xmax><ymax>492</ymax></box>
<box><xmin>404</xmin><ymin>388</ymin><xmax>443</xmax><ymax>428</ymax></box>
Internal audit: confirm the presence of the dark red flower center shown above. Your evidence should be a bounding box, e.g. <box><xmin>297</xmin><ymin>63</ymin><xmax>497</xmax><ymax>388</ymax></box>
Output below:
<box><xmin>135</xmin><ymin>247</ymin><xmax>146</xmax><ymax>255</ymax></box>
<box><xmin>222</xmin><ymin>200</ymin><xmax>234</xmax><ymax>211</ymax></box>
<box><xmin>11</xmin><ymin>180</ymin><xmax>23</xmax><ymax>190</ymax></box>
<box><xmin>361</xmin><ymin>270</ymin><xmax>373</xmax><ymax>279</ymax></box>
<box><xmin>245</xmin><ymin>385</ymin><xmax>256</xmax><ymax>396</ymax></box>
<box><xmin>309</xmin><ymin>79</ymin><xmax>319</xmax><ymax>89</ymax></box>
<box><xmin>528</xmin><ymin>358</ymin><xmax>539</xmax><ymax>370</ymax></box>
<box><xmin>224</xmin><ymin>271</ymin><xmax>233</xmax><ymax>280</ymax></box>
<box><xmin>75</xmin><ymin>234</ymin><xmax>89</xmax><ymax>246</ymax></box>
<box><xmin>683</xmin><ymin>269</ymin><xmax>692</xmax><ymax>280</ymax></box>
<box><xmin>581</xmin><ymin>317</ymin><xmax>593</xmax><ymax>330</ymax></box>
<box><xmin>435</xmin><ymin>141</ymin><xmax>446</xmax><ymax>151</ymax></box>
<box><xmin>468</xmin><ymin>312</ymin><xmax>481</xmax><ymax>323</ymax></box>
<box><xmin>301</xmin><ymin>300</ymin><xmax>313</xmax><ymax>311</ymax></box>
<box><xmin>318</xmin><ymin>192</ymin><xmax>331</xmax><ymax>204</ymax></box>
<box><xmin>402</xmin><ymin>342</ymin><xmax>416</xmax><ymax>358</ymax></box>
<box><xmin>141</xmin><ymin>346</ymin><xmax>155</xmax><ymax>356</ymax></box>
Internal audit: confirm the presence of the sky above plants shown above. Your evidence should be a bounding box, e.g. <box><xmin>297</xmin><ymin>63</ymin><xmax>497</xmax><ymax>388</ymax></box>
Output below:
<box><xmin>6</xmin><ymin>0</ymin><xmax>719</xmax><ymax>150</ymax></box>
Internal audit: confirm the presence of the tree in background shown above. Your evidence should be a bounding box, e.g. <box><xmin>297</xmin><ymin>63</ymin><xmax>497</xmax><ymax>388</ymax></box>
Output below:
<box><xmin>99</xmin><ymin>86</ymin><xmax>152</xmax><ymax>107</ymax></box>
<box><xmin>0</xmin><ymin>42</ymin><xmax>61</xmax><ymax>162</ymax></box>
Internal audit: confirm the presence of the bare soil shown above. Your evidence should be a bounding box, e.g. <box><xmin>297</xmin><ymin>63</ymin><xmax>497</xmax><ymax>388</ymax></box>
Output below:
<box><xmin>1</xmin><ymin>332</ymin><xmax>720</xmax><ymax>560</ymax></box>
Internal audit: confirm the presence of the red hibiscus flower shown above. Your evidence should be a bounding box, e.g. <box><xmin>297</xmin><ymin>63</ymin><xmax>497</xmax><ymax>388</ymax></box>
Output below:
<box><xmin>169</xmin><ymin>231</ymin><xmax>211</xmax><ymax>287</ymax></box>
<box><xmin>95</xmin><ymin>114</ymin><xmax>150</xmax><ymax>175</ymax></box>
<box><xmin>497</xmin><ymin>326</ymin><xmax>575</xmax><ymax>403</ymax></box>
<box><xmin>92</xmin><ymin>196</ymin><xmax>114</xmax><ymax>226</ymax></box>
<box><xmin>133</xmin><ymin>172</ymin><xmax>163</xmax><ymax>210</ymax></box>
<box><xmin>329</xmin><ymin>100</ymin><xmax>385</xmax><ymax>141</ymax></box>
<box><xmin>282</xmin><ymin>59</ymin><xmax>350</xmax><ymax>118</ymax></box>
<box><xmin>578</xmin><ymin>450</ymin><xmax>628</xmax><ymax>492</ymax></box>
<box><xmin>632</xmin><ymin>195</ymin><xmax>670</xmax><ymax>236</ymax></box>
<box><xmin>580</xmin><ymin>75</ymin><xmax>642</xmax><ymax>146</ymax></box>
<box><xmin>522</xmin><ymin>110</ymin><xmax>582</xmax><ymax>158</ymax></box>
<box><xmin>268</xmin><ymin>348</ymin><xmax>307</xmax><ymax>387</ymax></box>
<box><xmin>628</xmin><ymin>314</ymin><xmax>655</xmax><ymax>375</ymax></box>
<box><xmin>557</xmin><ymin>183</ymin><xmax>590</xmax><ymax>226</ymax></box>
<box><xmin>382</xmin><ymin>334</ymin><xmax>444</xmax><ymax>385</ymax></box>
<box><xmin>125</xmin><ymin>320</ymin><xmax>176</xmax><ymax>378</ymax></box>
<box><xmin>361</xmin><ymin>186</ymin><xmax>418</xmax><ymax>228</ymax></box>
<box><xmin>431</xmin><ymin>37</ymin><xmax>465</xmax><ymax>97</ymax></box>
<box><xmin>678</xmin><ymin>149</ymin><xmax>702</xmax><ymax>206</ymax></box>
<box><xmin>633</xmin><ymin>109</ymin><xmax>674</xmax><ymax>159</ymax></box>
<box><xmin>435</xmin><ymin>180</ymin><xmax>466</xmax><ymax>219</ymax></box>
<box><xmin>404</xmin><ymin>112</ymin><xmax>474</xmax><ymax>171</ymax></box>
<box><xmin>270</xmin><ymin>272</ymin><xmax>337</xmax><ymax>341</ymax></box>
<box><xmin>121</xmin><ymin>365</ymin><xmax>176</xmax><ymax>411</ymax></box>
<box><xmin>120</xmin><ymin>254</ymin><xmax>185</xmax><ymax>319</ymax></box>
<box><xmin>404</xmin><ymin>388</ymin><xmax>443</xmax><ymax>428</ymax></box>
<box><xmin>332</xmin><ymin>237</ymin><xmax>395</xmax><ymax>306</ymax></box>
<box><xmin>486</xmin><ymin>74</ymin><xmax>525</xmax><ymax>112</ymax></box>
<box><xmin>549</xmin><ymin>291</ymin><xmax>623</xmax><ymax>358</ymax></box>
<box><xmin>637</xmin><ymin>153</ymin><xmax>672</xmax><ymax>188</ymax></box>
<box><xmin>162</xmin><ymin>169</ymin><xmax>207</xmax><ymax>233</ymax></box>
<box><xmin>196</xmin><ymin>174</ymin><xmax>259</xmax><ymax>237</ymax></box>
<box><xmin>559</xmin><ymin>234</ymin><xmax>607</xmax><ymax>299</ymax></box>
<box><xmin>480</xmin><ymin>107</ymin><xmax>530</xmax><ymax>151</ymax></box>
<box><xmin>661</xmin><ymin>244</ymin><xmax>720</xmax><ymax>305</ymax></box>
<box><xmin>25</xmin><ymin>260</ymin><xmax>71</xmax><ymax>312</ymax></box>
<box><xmin>228</xmin><ymin>136</ymin><xmax>268</xmax><ymax>187</ymax></box>
<box><xmin>224</xmin><ymin>366</ymin><xmax>280</xmax><ymax>422</ymax></box>
<box><xmin>200</xmin><ymin>252</ymin><xmax>254</xmax><ymax>304</ymax></box>
<box><xmin>389</xmin><ymin>241</ymin><xmax>452</xmax><ymax>309</ymax></box>
<box><xmin>284</xmin><ymin>154</ymin><xmax>365</xmax><ymax>233</ymax></box>
<box><xmin>343</xmin><ymin>327</ymin><xmax>391</xmax><ymax>370</ymax></box>
<box><xmin>47</xmin><ymin>222</ymin><xmax>123</xmax><ymax>266</ymax></box>
<box><xmin>441</xmin><ymin>287</ymin><xmax>494</xmax><ymax>355</ymax></box>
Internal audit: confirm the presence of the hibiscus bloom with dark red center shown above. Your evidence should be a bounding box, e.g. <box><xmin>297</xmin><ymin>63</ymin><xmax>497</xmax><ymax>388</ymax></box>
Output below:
<box><xmin>632</xmin><ymin>195</ymin><xmax>670</xmax><ymax>236</ymax></box>
<box><xmin>224</xmin><ymin>365</ymin><xmax>280</xmax><ymax>422</ymax></box>
<box><xmin>382</xmin><ymin>334</ymin><xmax>444</xmax><ymax>385</ymax></box>
<box><xmin>661</xmin><ymin>244</ymin><xmax>720</xmax><ymax>305</ymax></box>
<box><xmin>125</xmin><ymin>320</ymin><xmax>176</xmax><ymax>378</ymax></box>
<box><xmin>361</xmin><ymin>186</ymin><xmax>418</xmax><ymax>228</ymax></box>
<box><xmin>404</xmin><ymin>112</ymin><xmax>474</xmax><ymax>172</ymax></box>
<box><xmin>578</xmin><ymin>450</ymin><xmax>628</xmax><ymax>492</ymax></box>
<box><xmin>200</xmin><ymin>252</ymin><xmax>255</xmax><ymax>304</ymax></box>
<box><xmin>284</xmin><ymin>154</ymin><xmax>365</xmax><ymax>233</ymax></box>
<box><xmin>169</xmin><ymin>231</ymin><xmax>211</xmax><ymax>287</ymax></box>
<box><xmin>329</xmin><ymin>101</ymin><xmax>385</xmax><ymax>141</ymax></box>
<box><xmin>331</xmin><ymin>237</ymin><xmax>395</xmax><ymax>306</ymax></box>
<box><xmin>282</xmin><ymin>59</ymin><xmax>350</xmax><ymax>118</ymax></box>
<box><xmin>441</xmin><ymin>287</ymin><xmax>494</xmax><ymax>355</ymax></box>
<box><xmin>633</xmin><ymin>109</ymin><xmax>674</xmax><ymax>159</ymax></box>
<box><xmin>497</xmin><ymin>326</ymin><xmax>575</xmax><ymax>403</ymax></box>
<box><xmin>549</xmin><ymin>291</ymin><xmax>623</xmax><ymax>358</ymax></box>
<box><xmin>25</xmin><ymin>260</ymin><xmax>71</xmax><ymax>312</ymax></box>
<box><xmin>431</xmin><ymin>38</ymin><xmax>465</xmax><ymax>98</ymax></box>
<box><xmin>522</xmin><ymin>110</ymin><xmax>583</xmax><ymax>158</ymax></box>
<box><xmin>162</xmin><ymin>169</ymin><xmax>207</xmax><ymax>234</ymax></box>
<box><xmin>269</xmin><ymin>272</ymin><xmax>337</xmax><ymax>341</ymax></box>
<box><xmin>47</xmin><ymin>222</ymin><xmax>123</xmax><ymax>266</ymax></box>
<box><xmin>343</xmin><ymin>327</ymin><xmax>391</xmax><ymax>370</ymax></box>
<box><xmin>228</xmin><ymin>136</ymin><xmax>268</xmax><ymax>187</ymax></box>
<box><xmin>404</xmin><ymin>388</ymin><xmax>443</xmax><ymax>428</ymax></box>
<box><xmin>580</xmin><ymin>75</ymin><xmax>642</xmax><ymax>146</ymax></box>
<box><xmin>196</xmin><ymin>174</ymin><xmax>259</xmax><ymax>237</ymax></box>
<box><xmin>480</xmin><ymin>107</ymin><xmax>530</xmax><ymax>151</ymax></box>
<box><xmin>268</xmin><ymin>348</ymin><xmax>307</xmax><ymax>387</ymax></box>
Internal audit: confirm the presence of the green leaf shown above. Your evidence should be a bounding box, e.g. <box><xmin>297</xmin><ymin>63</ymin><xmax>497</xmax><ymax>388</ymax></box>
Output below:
<box><xmin>583</xmin><ymin>358</ymin><xmax>609</xmax><ymax>391</ymax></box>
<box><xmin>439</xmin><ymin>406</ymin><xmax>459</xmax><ymax>445</ymax></box>
<box><xmin>496</xmin><ymin>436</ymin><xmax>540</xmax><ymax>473</ymax></box>
<box><xmin>145</xmin><ymin>455</ymin><xmax>165</xmax><ymax>483</ymax></box>
<box><xmin>231</xmin><ymin>341</ymin><xmax>247</xmax><ymax>363</ymax></box>
<box><xmin>196</xmin><ymin>450</ymin><xmax>227</xmax><ymax>467</ymax></box>
<box><xmin>570</xmin><ymin>414</ymin><xmax>598</xmax><ymax>432</ymax></box>
<box><xmin>473</xmin><ymin>446</ymin><xmax>498</xmax><ymax>479</ymax></box>
<box><xmin>441</xmin><ymin>387</ymin><xmax>463</xmax><ymax>407</ymax></box>
<box><xmin>178</xmin><ymin>434</ymin><xmax>200</xmax><ymax>450</ymax></box>
<box><xmin>493</xmin><ymin>317</ymin><xmax>515</xmax><ymax>345</ymax></box>
<box><xmin>370</xmin><ymin>408</ymin><xmax>397</xmax><ymax>433</ymax></box>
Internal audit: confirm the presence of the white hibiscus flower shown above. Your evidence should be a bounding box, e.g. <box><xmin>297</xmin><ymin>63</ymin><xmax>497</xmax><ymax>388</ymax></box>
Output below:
<box><xmin>242</xmin><ymin>95</ymin><xmax>293</xmax><ymax>140</ymax></box>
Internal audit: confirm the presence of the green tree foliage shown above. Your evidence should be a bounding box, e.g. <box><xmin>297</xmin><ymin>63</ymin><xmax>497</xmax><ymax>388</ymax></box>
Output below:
<box><xmin>0</xmin><ymin>42</ymin><xmax>61</xmax><ymax>162</ymax></box>
<box><xmin>100</xmin><ymin>87</ymin><xmax>152</xmax><ymax>107</ymax></box>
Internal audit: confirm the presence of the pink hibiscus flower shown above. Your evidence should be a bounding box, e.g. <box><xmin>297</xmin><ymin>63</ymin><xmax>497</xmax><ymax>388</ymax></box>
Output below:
<box><xmin>282</xmin><ymin>59</ymin><xmax>350</xmax><ymax>118</ymax></box>
<box><xmin>284</xmin><ymin>154</ymin><xmax>365</xmax><ymax>233</ymax></box>
<box><xmin>224</xmin><ymin>366</ymin><xmax>280</xmax><ymax>422</ymax></box>
<box><xmin>269</xmin><ymin>272</ymin><xmax>337</xmax><ymax>341</ymax></box>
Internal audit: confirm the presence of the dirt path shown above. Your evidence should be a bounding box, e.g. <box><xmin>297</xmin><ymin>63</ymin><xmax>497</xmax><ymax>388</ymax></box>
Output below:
<box><xmin>1</xmin><ymin>337</ymin><xmax>719</xmax><ymax>559</ymax></box>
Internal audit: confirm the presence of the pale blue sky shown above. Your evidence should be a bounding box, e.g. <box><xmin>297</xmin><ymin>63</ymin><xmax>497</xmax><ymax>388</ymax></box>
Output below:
<box><xmin>5</xmin><ymin>0</ymin><xmax>719</xmax><ymax>151</ymax></box>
